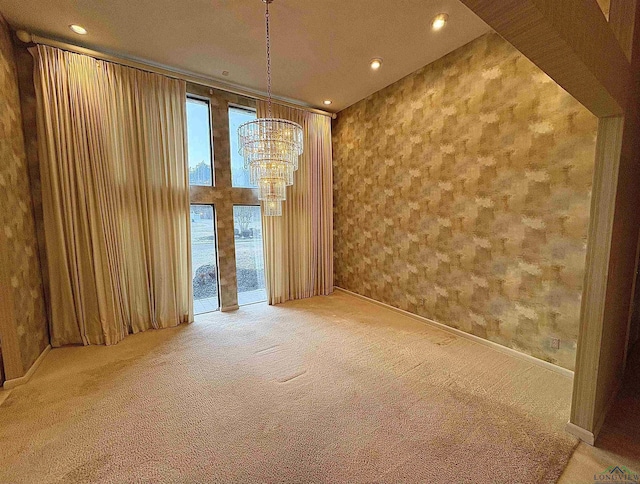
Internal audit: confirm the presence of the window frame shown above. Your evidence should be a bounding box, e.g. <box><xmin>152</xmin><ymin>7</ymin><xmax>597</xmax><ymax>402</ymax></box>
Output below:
<box><xmin>228</xmin><ymin>104</ymin><xmax>258</xmax><ymax>189</ymax></box>
<box><xmin>186</xmin><ymin>94</ymin><xmax>215</xmax><ymax>187</ymax></box>
<box><xmin>190</xmin><ymin>203</ymin><xmax>221</xmax><ymax>313</ymax></box>
<box><xmin>232</xmin><ymin>204</ymin><xmax>267</xmax><ymax>306</ymax></box>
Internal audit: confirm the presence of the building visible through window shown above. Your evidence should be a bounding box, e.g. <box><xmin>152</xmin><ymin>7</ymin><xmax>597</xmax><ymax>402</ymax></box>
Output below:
<box><xmin>186</xmin><ymin>97</ymin><xmax>213</xmax><ymax>186</ymax></box>
<box><xmin>229</xmin><ymin>106</ymin><xmax>257</xmax><ymax>188</ymax></box>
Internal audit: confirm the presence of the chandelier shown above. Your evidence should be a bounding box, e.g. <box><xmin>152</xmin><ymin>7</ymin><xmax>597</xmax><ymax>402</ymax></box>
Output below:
<box><xmin>238</xmin><ymin>0</ymin><xmax>303</xmax><ymax>216</ymax></box>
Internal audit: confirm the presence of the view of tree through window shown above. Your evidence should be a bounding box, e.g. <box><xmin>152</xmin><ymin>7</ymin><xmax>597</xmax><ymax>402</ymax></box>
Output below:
<box><xmin>191</xmin><ymin>205</ymin><xmax>219</xmax><ymax>314</ymax></box>
<box><xmin>186</xmin><ymin>97</ymin><xmax>213</xmax><ymax>186</ymax></box>
<box><xmin>229</xmin><ymin>106</ymin><xmax>257</xmax><ymax>188</ymax></box>
<box><xmin>233</xmin><ymin>205</ymin><xmax>266</xmax><ymax>305</ymax></box>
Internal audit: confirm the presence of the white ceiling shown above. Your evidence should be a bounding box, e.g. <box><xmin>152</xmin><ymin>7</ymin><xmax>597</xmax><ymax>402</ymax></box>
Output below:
<box><xmin>0</xmin><ymin>0</ymin><xmax>490</xmax><ymax>112</ymax></box>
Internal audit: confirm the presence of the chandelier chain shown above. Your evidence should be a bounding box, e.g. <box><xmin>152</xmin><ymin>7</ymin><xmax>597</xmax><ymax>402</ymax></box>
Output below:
<box><xmin>237</xmin><ymin>0</ymin><xmax>303</xmax><ymax>216</ymax></box>
<box><xmin>265</xmin><ymin>0</ymin><xmax>272</xmax><ymax>117</ymax></box>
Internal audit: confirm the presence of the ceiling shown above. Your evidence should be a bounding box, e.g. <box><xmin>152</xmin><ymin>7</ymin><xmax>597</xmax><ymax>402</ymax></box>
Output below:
<box><xmin>0</xmin><ymin>0</ymin><xmax>490</xmax><ymax>112</ymax></box>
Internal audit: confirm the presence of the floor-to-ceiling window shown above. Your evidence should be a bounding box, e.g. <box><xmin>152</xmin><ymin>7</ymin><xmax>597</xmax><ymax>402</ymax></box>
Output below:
<box><xmin>190</xmin><ymin>205</ymin><xmax>220</xmax><ymax>314</ymax></box>
<box><xmin>233</xmin><ymin>205</ymin><xmax>266</xmax><ymax>305</ymax></box>
<box><xmin>186</xmin><ymin>84</ymin><xmax>261</xmax><ymax>312</ymax></box>
<box><xmin>186</xmin><ymin>93</ymin><xmax>220</xmax><ymax>314</ymax></box>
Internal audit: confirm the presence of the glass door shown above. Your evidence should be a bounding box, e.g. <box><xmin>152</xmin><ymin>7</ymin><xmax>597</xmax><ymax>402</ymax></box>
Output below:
<box><xmin>190</xmin><ymin>205</ymin><xmax>220</xmax><ymax>314</ymax></box>
<box><xmin>233</xmin><ymin>205</ymin><xmax>267</xmax><ymax>305</ymax></box>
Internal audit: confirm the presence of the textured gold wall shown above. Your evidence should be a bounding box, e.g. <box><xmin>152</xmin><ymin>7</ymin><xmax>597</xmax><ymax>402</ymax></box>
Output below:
<box><xmin>332</xmin><ymin>33</ymin><xmax>597</xmax><ymax>370</ymax></box>
<box><xmin>0</xmin><ymin>17</ymin><xmax>49</xmax><ymax>374</ymax></box>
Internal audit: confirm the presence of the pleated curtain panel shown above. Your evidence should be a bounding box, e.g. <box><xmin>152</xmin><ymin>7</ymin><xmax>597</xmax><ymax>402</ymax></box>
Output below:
<box><xmin>257</xmin><ymin>101</ymin><xmax>334</xmax><ymax>304</ymax></box>
<box><xmin>34</xmin><ymin>46</ymin><xmax>192</xmax><ymax>346</ymax></box>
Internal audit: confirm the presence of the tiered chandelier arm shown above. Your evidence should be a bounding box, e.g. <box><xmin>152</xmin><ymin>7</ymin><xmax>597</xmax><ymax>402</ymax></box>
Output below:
<box><xmin>237</xmin><ymin>0</ymin><xmax>303</xmax><ymax>217</ymax></box>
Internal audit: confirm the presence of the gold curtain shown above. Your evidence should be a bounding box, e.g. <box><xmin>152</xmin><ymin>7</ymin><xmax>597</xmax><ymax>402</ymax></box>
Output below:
<box><xmin>34</xmin><ymin>45</ymin><xmax>192</xmax><ymax>346</ymax></box>
<box><xmin>257</xmin><ymin>102</ymin><xmax>333</xmax><ymax>304</ymax></box>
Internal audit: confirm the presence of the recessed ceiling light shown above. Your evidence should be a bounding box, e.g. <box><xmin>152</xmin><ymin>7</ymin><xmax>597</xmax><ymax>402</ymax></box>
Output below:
<box><xmin>69</xmin><ymin>24</ymin><xmax>87</xmax><ymax>35</ymax></box>
<box><xmin>370</xmin><ymin>58</ymin><xmax>383</xmax><ymax>70</ymax></box>
<box><xmin>323</xmin><ymin>100</ymin><xmax>332</xmax><ymax>105</ymax></box>
<box><xmin>431</xmin><ymin>13</ymin><xmax>448</xmax><ymax>31</ymax></box>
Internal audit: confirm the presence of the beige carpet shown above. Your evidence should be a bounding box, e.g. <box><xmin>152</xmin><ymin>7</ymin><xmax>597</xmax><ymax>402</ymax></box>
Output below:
<box><xmin>0</xmin><ymin>292</ymin><xmax>576</xmax><ymax>483</ymax></box>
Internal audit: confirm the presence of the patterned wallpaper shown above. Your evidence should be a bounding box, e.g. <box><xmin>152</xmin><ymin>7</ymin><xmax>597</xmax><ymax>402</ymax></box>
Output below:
<box><xmin>0</xmin><ymin>17</ymin><xmax>49</xmax><ymax>374</ymax></box>
<box><xmin>332</xmin><ymin>33</ymin><xmax>597</xmax><ymax>370</ymax></box>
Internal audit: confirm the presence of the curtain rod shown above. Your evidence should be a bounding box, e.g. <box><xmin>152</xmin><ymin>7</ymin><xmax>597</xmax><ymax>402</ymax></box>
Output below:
<box><xmin>17</xmin><ymin>31</ymin><xmax>337</xmax><ymax>119</ymax></box>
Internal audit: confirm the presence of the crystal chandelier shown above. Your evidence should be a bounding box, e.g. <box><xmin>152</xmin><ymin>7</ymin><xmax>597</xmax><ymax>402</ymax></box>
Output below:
<box><xmin>238</xmin><ymin>0</ymin><xmax>303</xmax><ymax>216</ymax></box>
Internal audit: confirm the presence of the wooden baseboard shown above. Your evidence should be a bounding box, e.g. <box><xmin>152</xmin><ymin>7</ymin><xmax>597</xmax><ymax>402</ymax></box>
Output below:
<box><xmin>334</xmin><ymin>287</ymin><xmax>574</xmax><ymax>379</ymax></box>
<box><xmin>221</xmin><ymin>304</ymin><xmax>239</xmax><ymax>313</ymax></box>
<box><xmin>566</xmin><ymin>421</ymin><xmax>595</xmax><ymax>445</ymax></box>
<box><xmin>3</xmin><ymin>344</ymin><xmax>51</xmax><ymax>390</ymax></box>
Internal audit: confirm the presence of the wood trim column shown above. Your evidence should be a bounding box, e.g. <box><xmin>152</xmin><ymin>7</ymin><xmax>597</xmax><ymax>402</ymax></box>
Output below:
<box><xmin>570</xmin><ymin>116</ymin><xmax>624</xmax><ymax>434</ymax></box>
<box><xmin>460</xmin><ymin>0</ymin><xmax>639</xmax><ymax>444</ymax></box>
<box><xmin>609</xmin><ymin>0</ymin><xmax>638</xmax><ymax>61</ymax></box>
<box><xmin>459</xmin><ymin>0</ymin><xmax>631</xmax><ymax>117</ymax></box>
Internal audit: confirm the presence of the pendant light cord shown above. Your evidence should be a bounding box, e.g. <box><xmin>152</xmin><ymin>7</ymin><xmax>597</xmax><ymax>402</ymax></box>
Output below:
<box><xmin>265</xmin><ymin>0</ymin><xmax>272</xmax><ymax>117</ymax></box>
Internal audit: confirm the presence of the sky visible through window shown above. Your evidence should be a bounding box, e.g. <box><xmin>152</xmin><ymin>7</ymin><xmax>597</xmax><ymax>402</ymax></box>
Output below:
<box><xmin>186</xmin><ymin>98</ymin><xmax>213</xmax><ymax>186</ymax></box>
<box><xmin>229</xmin><ymin>106</ymin><xmax>257</xmax><ymax>188</ymax></box>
